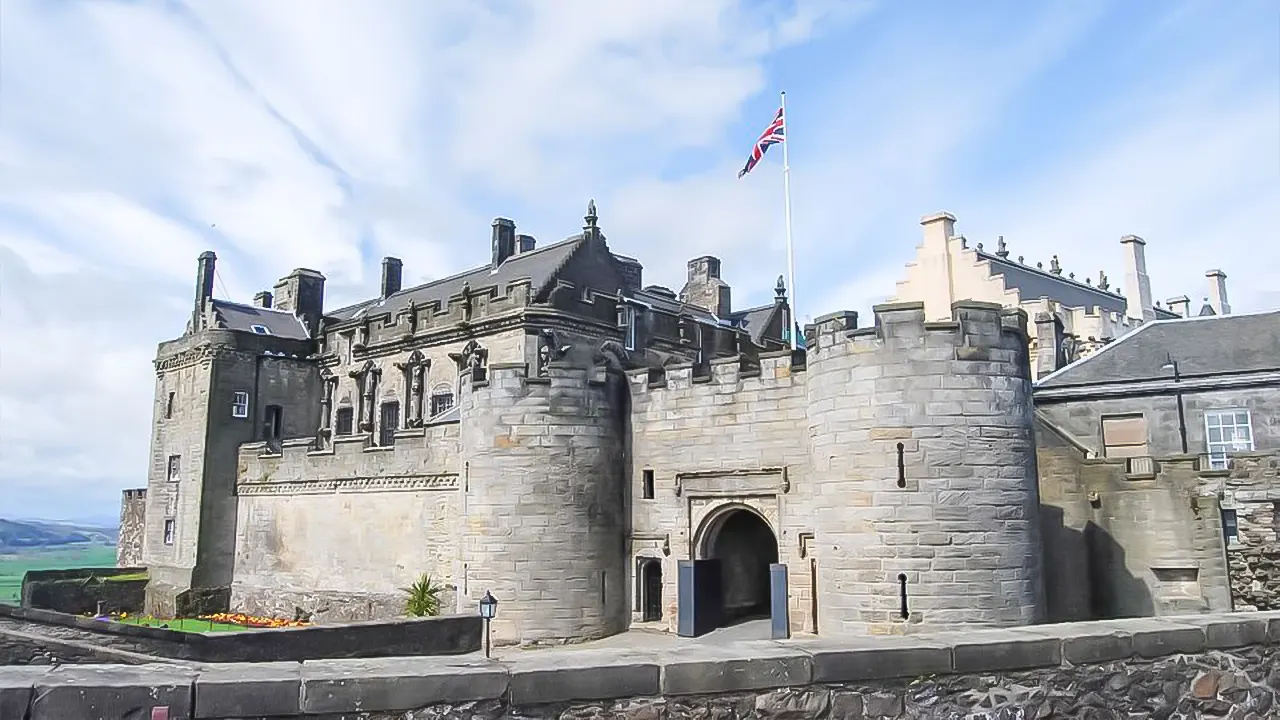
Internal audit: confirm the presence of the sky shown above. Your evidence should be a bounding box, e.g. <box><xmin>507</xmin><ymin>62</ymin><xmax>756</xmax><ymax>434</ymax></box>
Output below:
<box><xmin>0</xmin><ymin>0</ymin><xmax>1277</xmax><ymax>525</ymax></box>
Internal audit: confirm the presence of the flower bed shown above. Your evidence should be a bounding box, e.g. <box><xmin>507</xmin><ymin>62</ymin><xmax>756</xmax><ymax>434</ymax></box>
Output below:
<box><xmin>96</xmin><ymin>611</ymin><xmax>310</xmax><ymax>633</ymax></box>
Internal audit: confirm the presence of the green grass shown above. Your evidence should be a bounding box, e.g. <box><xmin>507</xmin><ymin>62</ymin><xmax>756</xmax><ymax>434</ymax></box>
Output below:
<box><xmin>0</xmin><ymin>545</ymin><xmax>118</xmax><ymax>604</ymax></box>
<box><xmin>111</xmin><ymin>615</ymin><xmax>246</xmax><ymax>633</ymax></box>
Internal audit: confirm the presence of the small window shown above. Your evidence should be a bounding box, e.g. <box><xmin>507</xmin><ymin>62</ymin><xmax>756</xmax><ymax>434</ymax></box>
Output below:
<box><xmin>165</xmin><ymin>392</ymin><xmax>175</xmax><ymax>419</ymax></box>
<box><xmin>642</xmin><ymin>469</ymin><xmax>655</xmax><ymax>499</ymax></box>
<box><xmin>250</xmin><ymin>324</ymin><xmax>270</xmax><ymax>335</ymax></box>
<box><xmin>1206</xmin><ymin>410</ymin><xmax>1254</xmax><ymax>470</ymax></box>
<box><xmin>379</xmin><ymin>401</ymin><xmax>400</xmax><ymax>446</ymax></box>
<box><xmin>1222</xmin><ymin>508</ymin><xmax>1240</xmax><ymax>545</ymax></box>
<box><xmin>430</xmin><ymin>391</ymin><xmax>455</xmax><ymax>417</ymax></box>
<box><xmin>264</xmin><ymin>405</ymin><xmax>283</xmax><ymax>441</ymax></box>
<box><xmin>334</xmin><ymin>407</ymin><xmax>354</xmax><ymax>435</ymax></box>
<box><xmin>1101</xmin><ymin>414</ymin><xmax>1149</xmax><ymax>458</ymax></box>
<box><xmin>163</xmin><ymin>519</ymin><xmax>175</xmax><ymax>545</ymax></box>
<box><xmin>621</xmin><ymin>306</ymin><xmax>637</xmax><ymax>351</ymax></box>
<box><xmin>232</xmin><ymin>391</ymin><xmax>250</xmax><ymax>418</ymax></box>
<box><xmin>166</xmin><ymin>455</ymin><xmax>180</xmax><ymax>482</ymax></box>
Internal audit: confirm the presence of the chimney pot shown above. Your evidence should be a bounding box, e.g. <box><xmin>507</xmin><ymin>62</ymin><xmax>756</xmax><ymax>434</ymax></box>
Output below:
<box><xmin>253</xmin><ymin>291</ymin><xmax>273</xmax><ymax>309</ymax></box>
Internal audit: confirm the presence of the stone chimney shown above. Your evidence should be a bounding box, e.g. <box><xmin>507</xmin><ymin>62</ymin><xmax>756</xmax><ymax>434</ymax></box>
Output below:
<box><xmin>1034</xmin><ymin>312</ymin><xmax>1066</xmax><ymax>378</ymax></box>
<box><xmin>616</xmin><ymin>255</ymin><xmax>643</xmax><ymax>295</ymax></box>
<box><xmin>1167</xmin><ymin>295</ymin><xmax>1190</xmax><ymax>318</ymax></box>
<box><xmin>273</xmin><ymin>268</ymin><xmax>326</xmax><ymax>338</ymax></box>
<box><xmin>253</xmin><ymin>291</ymin><xmax>273</xmax><ymax>309</ymax></box>
<box><xmin>918</xmin><ymin>211</ymin><xmax>958</xmax><ymax>321</ymax></box>
<box><xmin>1206</xmin><ymin>270</ymin><xmax>1231</xmax><ymax>315</ymax></box>
<box><xmin>679</xmin><ymin>256</ymin><xmax>731</xmax><ymax>317</ymax></box>
<box><xmin>517</xmin><ymin>234</ymin><xmax>537</xmax><ymax>254</ymax></box>
<box><xmin>1120</xmin><ymin>235</ymin><xmax>1155</xmax><ymax>322</ymax></box>
<box><xmin>191</xmin><ymin>251</ymin><xmax>217</xmax><ymax>333</ymax></box>
<box><xmin>492</xmin><ymin>218</ymin><xmax>516</xmax><ymax>268</ymax></box>
<box><xmin>381</xmin><ymin>257</ymin><xmax>403</xmax><ymax>298</ymax></box>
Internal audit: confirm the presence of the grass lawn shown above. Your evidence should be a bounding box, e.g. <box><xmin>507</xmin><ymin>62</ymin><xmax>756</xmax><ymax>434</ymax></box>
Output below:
<box><xmin>0</xmin><ymin>545</ymin><xmax>118</xmax><ymax>604</ymax></box>
<box><xmin>111</xmin><ymin>615</ymin><xmax>247</xmax><ymax>633</ymax></box>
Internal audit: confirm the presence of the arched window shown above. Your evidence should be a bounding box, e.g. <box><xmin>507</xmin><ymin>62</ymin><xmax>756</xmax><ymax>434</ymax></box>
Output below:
<box><xmin>429</xmin><ymin>383</ymin><xmax>455</xmax><ymax>417</ymax></box>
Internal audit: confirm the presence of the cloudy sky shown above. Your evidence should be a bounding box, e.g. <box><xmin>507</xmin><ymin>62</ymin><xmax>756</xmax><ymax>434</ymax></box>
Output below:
<box><xmin>1</xmin><ymin>0</ymin><xmax>1277</xmax><ymax>524</ymax></box>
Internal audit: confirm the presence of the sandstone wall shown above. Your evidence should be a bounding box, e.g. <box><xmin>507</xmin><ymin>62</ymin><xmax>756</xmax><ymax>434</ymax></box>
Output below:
<box><xmin>116</xmin><ymin>488</ymin><xmax>147</xmax><ymax>567</ymax></box>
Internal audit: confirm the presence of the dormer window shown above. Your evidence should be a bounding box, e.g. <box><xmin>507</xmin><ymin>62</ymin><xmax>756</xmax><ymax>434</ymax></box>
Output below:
<box><xmin>620</xmin><ymin>306</ymin><xmax>637</xmax><ymax>351</ymax></box>
<box><xmin>250</xmin><ymin>324</ymin><xmax>270</xmax><ymax>335</ymax></box>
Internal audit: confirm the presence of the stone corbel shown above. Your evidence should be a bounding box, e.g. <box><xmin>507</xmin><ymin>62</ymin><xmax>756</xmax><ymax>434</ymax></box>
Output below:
<box><xmin>402</xmin><ymin>300</ymin><xmax>419</xmax><ymax>339</ymax></box>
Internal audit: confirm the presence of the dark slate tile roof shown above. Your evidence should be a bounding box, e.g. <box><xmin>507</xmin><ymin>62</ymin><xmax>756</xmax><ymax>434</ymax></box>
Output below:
<box><xmin>729</xmin><ymin>303</ymin><xmax>782</xmax><ymax>346</ymax></box>
<box><xmin>211</xmin><ymin>300</ymin><xmax>311</xmax><ymax>340</ymax></box>
<box><xmin>1036</xmin><ymin>310</ymin><xmax>1280</xmax><ymax>388</ymax></box>
<box><xmin>631</xmin><ymin>286</ymin><xmax>721</xmax><ymax>324</ymax></box>
<box><xmin>977</xmin><ymin>250</ymin><xmax>1178</xmax><ymax>320</ymax></box>
<box><xmin>326</xmin><ymin>234</ymin><xmax>587</xmax><ymax>323</ymax></box>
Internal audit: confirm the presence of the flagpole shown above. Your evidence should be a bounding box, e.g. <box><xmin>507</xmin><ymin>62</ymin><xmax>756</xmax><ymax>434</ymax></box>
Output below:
<box><xmin>780</xmin><ymin>90</ymin><xmax>798</xmax><ymax>350</ymax></box>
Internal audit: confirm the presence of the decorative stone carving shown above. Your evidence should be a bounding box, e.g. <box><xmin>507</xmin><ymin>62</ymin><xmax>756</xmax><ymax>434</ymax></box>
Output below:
<box><xmin>395</xmin><ymin>350</ymin><xmax>429</xmax><ymax>427</ymax></box>
<box><xmin>354</xmin><ymin>317</ymin><xmax>370</xmax><ymax>351</ymax></box>
<box><xmin>403</xmin><ymin>300</ymin><xmax>418</xmax><ymax>337</ymax></box>
<box><xmin>1099</xmin><ymin>270</ymin><xmax>1111</xmax><ymax>291</ymax></box>
<box><xmin>584</xmin><ymin>199</ymin><xmax>598</xmax><ymax>228</ymax></box>
<box><xmin>995</xmin><ymin>235</ymin><xmax>1009</xmax><ymax>258</ymax></box>
<box><xmin>459</xmin><ymin>282</ymin><xmax>473</xmax><ymax>322</ymax></box>
<box><xmin>317</xmin><ymin>368</ymin><xmax>337</xmax><ymax>447</ymax></box>
<box><xmin>774</xmin><ymin>275</ymin><xmax>787</xmax><ymax>302</ymax></box>
<box><xmin>537</xmin><ymin>329</ymin><xmax>572</xmax><ymax>376</ymax></box>
<box><xmin>1060</xmin><ymin>335</ymin><xmax>1080</xmax><ymax>365</ymax></box>
<box><xmin>349</xmin><ymin>360</ymin><xmax>380</xmax><ymax>432</ymax></box>
<box><xmin>449</xmin><ymin>340</ymin><xmax>488</xmax><ymax>383</ymax></box>
<box><xmin>594</xmin><ymin>340</ymin><xmax>630</xmax><ymax>372</ymax></box>
<box><xmin>1050</xmin><ymin>255</ymin><xmax>1062</xmax><ymax>275</ymax></box>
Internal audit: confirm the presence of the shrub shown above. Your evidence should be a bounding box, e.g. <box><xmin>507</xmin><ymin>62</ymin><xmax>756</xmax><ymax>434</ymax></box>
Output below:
<box><xmin>403</xmin><ymin>573</ymin><xmax>443</xmax><ymax>617</ymax></box>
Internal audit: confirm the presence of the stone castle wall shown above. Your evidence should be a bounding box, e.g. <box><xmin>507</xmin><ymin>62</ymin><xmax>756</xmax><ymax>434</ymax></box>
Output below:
<box><xmin>808</xmin><ymin>301</ymin><xmax>1045</xmax><ymax>635</ymax></box>
<box><xmin>116</xmin><ymin>488</ymin><xmax>147</xmax><ymax>567</ymax></box>
<box><xmin>459</xmin><ymin>362</ymin><xmax>629</xmax><ymax>646</ymax></box>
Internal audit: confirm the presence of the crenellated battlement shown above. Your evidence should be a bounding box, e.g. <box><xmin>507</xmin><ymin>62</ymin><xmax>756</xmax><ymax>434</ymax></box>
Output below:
<box><xmin>813</xmin><ymin>301</ymin><xmax>1029</xmax><ymax>360</ymax></box>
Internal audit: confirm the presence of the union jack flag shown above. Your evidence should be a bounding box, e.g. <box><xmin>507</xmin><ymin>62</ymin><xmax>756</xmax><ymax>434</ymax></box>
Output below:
<box><xmin>737</xmin><ymin>106</ymin><xmax>785</xmax><ymax>178</ymax></box>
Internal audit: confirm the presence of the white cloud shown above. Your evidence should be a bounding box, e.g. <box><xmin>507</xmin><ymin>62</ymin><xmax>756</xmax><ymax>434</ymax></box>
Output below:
<box><xmin>0</xmin><ymin>0</ymin><xmax>1273</xmax><ymax>520</ymax></box>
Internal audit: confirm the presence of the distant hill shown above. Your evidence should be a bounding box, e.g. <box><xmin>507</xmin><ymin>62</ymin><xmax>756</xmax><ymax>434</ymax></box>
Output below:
<box><xmin>0</xmin><ymin>518</ymin><xmax>117</xmax><ymax>551</ymax></box>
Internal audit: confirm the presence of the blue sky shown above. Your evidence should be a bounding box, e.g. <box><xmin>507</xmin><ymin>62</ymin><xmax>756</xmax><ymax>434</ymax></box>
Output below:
<box><xmin>0</xmin><ymin>0</ymin><xmax>1277</xmax><ymax>524</ymax></box>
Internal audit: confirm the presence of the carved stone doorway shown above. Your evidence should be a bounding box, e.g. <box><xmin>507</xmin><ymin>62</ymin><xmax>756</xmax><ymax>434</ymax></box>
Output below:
<box><xmin>640</xmin><ymin>559</ymin><xmax>662</xmax><ymax>622</ymax></box>
<box><xmin>702</xmin><ymin>508</ymin><xmax>779</xmax><ymax>623</ymax></box>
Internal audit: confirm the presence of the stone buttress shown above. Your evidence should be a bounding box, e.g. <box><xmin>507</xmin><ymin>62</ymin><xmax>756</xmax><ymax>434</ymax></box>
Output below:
<box><xmin>458</xmin><ymin>361</ymin><xmax>628</xmax><ymax>646</ymax></box>
<box><xmin>806</xmin><ymin>301</ymin><xmax>1046</xmax><ymax>635</ymax></box>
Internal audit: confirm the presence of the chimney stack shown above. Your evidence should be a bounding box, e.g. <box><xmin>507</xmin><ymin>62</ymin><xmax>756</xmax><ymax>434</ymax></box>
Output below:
<box><xmin>1120</xmin><ymin>235</ymin><xmax>1155</xmax><ymax>322</ymax></box>
<box><xmin>517</xmin><ymin>234</ymin><xmax>537</xmax><ymax>254</ymax></box>
<box><xmin>680</xmin><ymin>256</ymin><xmax>731</xmax><ymax>317</ymax></box>
<box><xmin>191</xmin><ymin>251</ymin><xmax>217</xmax><ymax>334</ymax></box>
<box><xmin>381</xmin><ymin>257</ymin><xmax>403</xmax><ymax>298</ymax></box>
<box><xmin>253</xmin><ymin>291</ymin><xmax>273</xmax><ymax>309</ymax></box>
<box><xmin>1206</xmin><ymin>270</ymin><xmax>1231</xmax><ymax>315</ymax></box>
<box><xmin>492</xmin><ymin>218</ymin><xmax>516</xmax><ymax>268</ymax></box>
<box><xmin>1166</xmin><ymin>295</ymin><xmax>1190</xmax><ymax>318</ymax></box>
<box><xmin>1033</xmin><ymin>312</ymin><xmax>1066</xmax><ymax>379</ymax></box>
<box><xmin>918</xmin><ymin>211</ymin><xmax>958</xmax><ymax>321</ymax></box>
<box><xmin>272</xmin><ymin>268</ymin><xmax>327</xmax><ymax>338</ymax></box>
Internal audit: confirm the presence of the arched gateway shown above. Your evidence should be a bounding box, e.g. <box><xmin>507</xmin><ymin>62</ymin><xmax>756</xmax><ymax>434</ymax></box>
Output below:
<box><xmin>696</xmin><ymin>506</ymin><xmax>780</xmax><ymax>625</ymax></box>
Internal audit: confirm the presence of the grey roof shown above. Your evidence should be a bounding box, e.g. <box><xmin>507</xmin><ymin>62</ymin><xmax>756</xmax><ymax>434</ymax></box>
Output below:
<box><xmin>730</xmin><ymin>303</ymin><xmax>783</xmax><ymax>346</ymax></box>
<box><xmin>977</xmin><ymin>250</ymin><xmax>1178</xmax><ymax>320</ymax></box>
<box><xmin>326</xmin><ymin>235</ymin><xmax>587</xmax><ymax>323</ymax></box>
<box><xmin>631</xmin><ymin>286</ymin><xmax>721</xmax><ymax>324</ymax></box>
<box><xmin>1036</xmin><ymin>310</ymin><xmax>1280</xmax><ymax>388</ymax></box>
<box><xmin>211</xmin><ymin>300</ymin><xmax>311</xmax><ymax>340</ymax></box>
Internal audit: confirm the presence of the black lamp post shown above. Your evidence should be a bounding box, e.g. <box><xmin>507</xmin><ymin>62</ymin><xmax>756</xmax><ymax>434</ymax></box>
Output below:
<box><xmin>479</xmin><ymin>591</ymin><xmax>498</xmax><ymax>658</ymax></box>
<box><xmin>1162</xmin><ymin>353</ymin><xmax>1189</xmax><ymax>455</ymax></box>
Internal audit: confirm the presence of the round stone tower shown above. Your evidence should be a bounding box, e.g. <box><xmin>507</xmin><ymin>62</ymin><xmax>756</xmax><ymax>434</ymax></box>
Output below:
<box><xmin>806</xmin><ymin>301</ymin><xmax>1045</xmax><ymax>636</ymax></box>
<box><xmin>458</xmin><ymin>360</ymin><xmax>628</xmax><ymax>646</ymax></box>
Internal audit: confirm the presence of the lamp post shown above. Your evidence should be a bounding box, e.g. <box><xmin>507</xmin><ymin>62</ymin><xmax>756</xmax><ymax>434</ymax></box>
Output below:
<box><xmin>479</xmin><ymin>591</ymin><xmax>498</xmax><ymax>658</ymax></box>
<box><xmin>1162</xmin><ymin>353</ymin><xmax>1189</xmax><ymax>455</ymax></box>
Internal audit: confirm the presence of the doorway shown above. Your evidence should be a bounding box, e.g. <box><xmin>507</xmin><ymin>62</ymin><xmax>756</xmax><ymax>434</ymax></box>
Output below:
<box><xmin>640</xmin><ymin>559</ymin><xmax>662</xmax><ymax>622</ymax></box>
<box><xmin>703</xmin><ymin>508</ymin><xmax>779</xmax><ymax>623</ymax></box>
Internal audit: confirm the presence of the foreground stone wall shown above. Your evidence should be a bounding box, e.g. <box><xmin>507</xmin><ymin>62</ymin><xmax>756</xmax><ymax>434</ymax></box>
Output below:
<box><xmin>7</xmin><ymin>612</ymin><xmax>1280</xmax><ymax>719</ymax></box>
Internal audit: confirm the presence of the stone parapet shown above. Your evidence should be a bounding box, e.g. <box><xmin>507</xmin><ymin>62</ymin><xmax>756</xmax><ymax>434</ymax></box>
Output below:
<box><xmin>6</xmin><ymin>612</ymin><xmax>1280</xmax><ymax>718</ymax></box>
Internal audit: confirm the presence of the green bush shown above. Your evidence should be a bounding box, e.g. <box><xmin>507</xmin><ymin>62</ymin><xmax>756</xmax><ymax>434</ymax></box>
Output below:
<box><xmin>403</xmin><ymin>573</ymin><xmax>444</xmax><ymax>617</ymax></box>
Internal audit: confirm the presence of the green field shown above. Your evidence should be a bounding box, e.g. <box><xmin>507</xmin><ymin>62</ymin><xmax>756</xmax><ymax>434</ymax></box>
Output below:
<box><xmin>0</xmin><ymin>544</ymin><xmax>118</xmax><ymax>604</ymax></box>
<box><xmin>111</xmin><ymin>615</ymin><xmax>245</xmax><ymax>633</ymax></box>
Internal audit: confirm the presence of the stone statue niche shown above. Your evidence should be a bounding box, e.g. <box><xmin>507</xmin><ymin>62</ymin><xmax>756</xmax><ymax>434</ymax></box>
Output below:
<box><xmin>537</xmin><ymin>329</ymin><xmax>572</xmax><ymax>376</ymax></box>
<box><xmin>449</xmin><ymin>340</ymin><xmax>488</xmax><ymax>384</ymax></box>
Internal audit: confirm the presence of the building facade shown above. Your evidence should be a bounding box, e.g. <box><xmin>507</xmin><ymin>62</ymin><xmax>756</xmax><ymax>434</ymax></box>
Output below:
<box><xmin>122</xmin><ymin>204</ymin><xmax>1271</xmax><ymax>644</ymax></box>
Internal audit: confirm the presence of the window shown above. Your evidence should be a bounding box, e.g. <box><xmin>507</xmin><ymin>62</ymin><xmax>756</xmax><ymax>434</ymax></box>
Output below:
<box><xmin>250</xmin><ymin>324</ymin><xmax>270</xmax><ymax>335</ymax></box>
<box><xmin>166</xmin><ymin>455</ymin><xmax>180</xmax><ymax>482</ymax></box>
<box><xmin>163</xmin><ymin>519</ymin><xmax>175</xmax><ymax>545</ymax></box>
<box><xmin>232</xmin><ymin>391</ymin><xmax>250</xmax><ymax>418</ymax></box>
<box><xmin>430</xmin><ymin>389</ymin><xmax>455</xmax><ymax>417</ymax></box>
<box><xmin>1101</xmin><ymin>414</ymin><xmax>1149</xmax><ymax>459</ymax></box>
<box><xmin>334</xmin><ymin>407</ymin><xmax>354</xmax><ymax>435</ymax></box>
<box><xmin>642</xmin><ymin>469</ymin><xmax>655</xmax><ymax>499</ymax></box>
<box><xmin>379</xmin><ymin>402</ymin><xmax>400</xmax><ymax>446</ymax></box>
<box><xmin>621</xmin><ymin>306</ymin><xmax>637</xmax><ymax>351</ymax></box>
<box><xmin>1222</xmin><ymin>508</ymin><xmax>1240</xmax><ymax>545</ymax></box>
<box><xmin>264</xmin><ymin>405</ymin><xmax>283</xmax><ymax>441</ymax></box>
<box><xmin>165</xmin><ymin>392</ymin><xmax>175</xmax><ymax>419</ymax></box>
<box><xmin>1206</xmin><ymin>410</ymin><xmax>1254</xmax><ymax>470</ymax></box>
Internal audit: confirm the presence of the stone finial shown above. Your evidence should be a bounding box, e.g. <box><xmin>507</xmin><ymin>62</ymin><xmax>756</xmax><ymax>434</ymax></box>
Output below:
<box><xmin>1069</xmin><ymin>272</ymin><xmax>1075</xmax><ymax>280</ymax></box>
<box><xmin>1017</xmin><ymin>255</ymin><xmax>1024</xmax><ymax>264</ymax></box>
<box><xmin>1050</xmin><ymin>256</ymin><xmax>1062</xmax><ymax>275</ymax></box>
<box><xmin>584</xmin><ymin>199</ymin><xmax>598</xmax><ymax>228</ymax></box>
<box><xmin>1086</xmin><ymin>277</ymin><xmax>1092</xmax><ymax>285</ymax></box>
<box><xmin>974</xmin><ymin>241</ymin><xmax>981</xmax><ymax>251</ymax></box>
<box><xmin>1037</xmin><ymin>262</ymin><xmax>1043</xmax><ymax>269</ymax></box>
<box><xmin>1098</xmin><ymin>271</ymin><xmax>1110</xmax><ymax>291</ymax></box>
<box><xmin>774</xmin><ymin>275</ymin><xmax>787</xmax><ymax>302</ymax></box>
<box><xmin>995</xmin><ymin>235</ymin><xmax>1009</xmax><ymax>258</ymax></box>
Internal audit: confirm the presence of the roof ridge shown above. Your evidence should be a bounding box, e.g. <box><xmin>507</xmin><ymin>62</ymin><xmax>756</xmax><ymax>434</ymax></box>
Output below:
<box><xmin>979</xmin><ymin>250</ymin><xmax>1126</xmax><ymax>301</ymax></box>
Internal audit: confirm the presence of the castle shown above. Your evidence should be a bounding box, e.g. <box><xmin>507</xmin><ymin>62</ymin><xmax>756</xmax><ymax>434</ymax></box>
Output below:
<box><xmin>129</xmin><ymin>202</ymin><xmax>1253</xmax><ymax>645</ymax></box>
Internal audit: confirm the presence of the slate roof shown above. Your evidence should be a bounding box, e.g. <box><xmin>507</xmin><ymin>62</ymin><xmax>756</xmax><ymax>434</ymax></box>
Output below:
<box><xmin>730</xmin><ymin>303</ymin><xmax>783</xmax><ymax>346</ymax></box>
<box><xmin>211</xmin><ymin>300</ymin><xmax>311</xmax><ymax>340</ymax></box>
<box><xmin>326</xmin><ymin>234</ymin><xmax>588</xmax><ymax>323</ymax></box>
<box><xmin>1036</xmin><ymin>310</ymin><xmax>1280</xmax><ymax>388</ymax></box>
<box><xmin>977</xmin><ymin>250</ymin><xmax>1178</xmax><ymax>320</ymax></box>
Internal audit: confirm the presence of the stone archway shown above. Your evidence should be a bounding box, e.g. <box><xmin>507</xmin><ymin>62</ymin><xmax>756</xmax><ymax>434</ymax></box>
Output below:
<box><xmin>699</xmin><ymin>507</ymin><xmax>779</xmax><ymax>623</ymax></box>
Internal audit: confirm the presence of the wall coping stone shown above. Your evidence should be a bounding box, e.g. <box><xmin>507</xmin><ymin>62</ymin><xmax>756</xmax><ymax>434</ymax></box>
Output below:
<box><xmin>9</xmin><ymin>611</ymin><xmax>1280</xmax><ymax>718</ymax></box>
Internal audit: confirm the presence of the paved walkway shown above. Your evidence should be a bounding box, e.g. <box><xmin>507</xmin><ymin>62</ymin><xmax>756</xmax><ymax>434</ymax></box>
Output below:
<box><xmin>486</xmin><ymin>617</ymin><xmax>785</xmax><ymax>659</ymax></box>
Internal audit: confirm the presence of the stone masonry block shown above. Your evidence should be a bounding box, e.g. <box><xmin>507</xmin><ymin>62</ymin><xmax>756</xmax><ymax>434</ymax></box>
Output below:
<box><xmin>659</xmin><ymin>641</ymin><xmax>812</xmax><ymax>696</ymax></box>
<box><xmin>1175</xmin><ymin>613</ymin><xmax>1268</xmax><ymax>649</ymax></box>
<box><xmin>505</xmin><ymin>648</ymin><xmax>661</xmax><ymax>705</ymax></box>
<box><xmin>299</xmin><ymin>657</ymin><xmax>508</xmax><ymax>715</ymax></box>
<box><xmin>0</xmin><ymin>666</ymin><xmax>47</xmax><ymax>720</ymax></box>
<box><xmin>1008</xmin><ymin>622</ymin><xmax>1133</xmax><ymax>665</ymax></box>
<box><xmin>194</xmin><ymin>661</ymin><xmax>303</xmax><ymax>718</ymax></box>
<box><xmin>943</xmin><ymin>630</ymin><xmax>1062</xmax><ymax>673</ymax></box>
<box><xmin>800</xmin><ymin>636</ymin><xmax>952</xmax><ymax>682</ymax></box>
<box><xmin>30</xmin><ymin>663</ymin><xmax>198</xmax><ymax>720</ymax></box>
